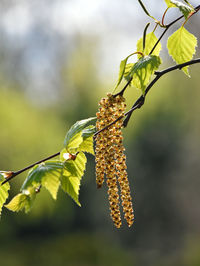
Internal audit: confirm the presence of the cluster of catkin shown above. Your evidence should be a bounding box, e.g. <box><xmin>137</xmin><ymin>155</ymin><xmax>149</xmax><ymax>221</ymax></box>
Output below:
<box><xmin>95</xmin><ymin>93</ymin><xmax>134</xmax><ymax>228</ymax></box>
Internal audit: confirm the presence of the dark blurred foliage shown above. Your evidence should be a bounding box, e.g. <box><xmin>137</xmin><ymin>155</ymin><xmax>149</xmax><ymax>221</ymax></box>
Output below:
<box><xmin>1</xmin><ymin>1</ymin><xmax>200</xmax><ymax>266</ymax></box>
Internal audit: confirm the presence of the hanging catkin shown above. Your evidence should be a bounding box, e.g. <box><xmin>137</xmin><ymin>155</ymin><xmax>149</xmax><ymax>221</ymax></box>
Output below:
<box><xmin>95</xmin><ymin>93</ymin><xmax>134</xmax><ymax>228</ymax></box>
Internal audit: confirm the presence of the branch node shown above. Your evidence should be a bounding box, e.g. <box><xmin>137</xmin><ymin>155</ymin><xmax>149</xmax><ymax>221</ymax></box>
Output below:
<box><xmin>154</xmin><ymin>71</ymin><xmax>160</xmax><ymax>75</ymax></box>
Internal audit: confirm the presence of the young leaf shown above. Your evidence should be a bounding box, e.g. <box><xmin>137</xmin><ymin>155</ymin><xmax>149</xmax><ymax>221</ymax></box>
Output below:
<box><xmin>125</xmin><ymin>55</ymin><xmax>161</xmax><ymax>93</ymax></box>
<box><xmin>61</xmin><ymin>175</ymin><xmax>81</xmax><ymax>206</ymax></box>
<box><xmin>170</xmin><ymin>0</ymin><xmax>194</xmax><ymax>18</ymax></box>
<box><xmin>137</xmin><ymin>32</ymin><xmax>162</xmax><ymax>57</ymax></box>
<box><xmin>77</xmin><ymin>137</ymin><xmax>94</xmax><ymax>155</ymax></box>
<box><xmin>167</xmin><ymin>26</ymin><xmax>197</xmax><ymax>76</ymax></box>
<box><xmin>64</xmin><ymin>117</ymin><xmax>96</xmax><ymax>152</ymax></box>
<box><xmin>70</xmin><ymin>152</ymin><xmax>87</xmax><ymax>179</ymax></box>
<box><xmin>164</xmin><ymin>0</ymin><xmax>176</xmax><ymax>8</ymax></box>
<box><xmin>115</xmin><ymin>57</ymin><xmax>130</xmax><ymax>89</ymax></box>
<box><xmin>21</xmin><ymin>161</ymin><xmax>64</xmax><ymax>200</ymax></box>
<box><xmin>81</xmin><ymin>125</ymin><xmax>96</xmax><ymax>139</ymax></box>
<box><xmin>114</xmin><ymin>53</ymin><xmax>139</xmax><ymax>90</ymax></box>
<box><xmin>41</xmin><ymin>162</ymin><xmax>63</xmax><ymax>200</ymax></box>
<box><xmin>0</xmin><ymin>174</ymin><xmax>10</xmax><ymax>216</ymax></box>
<box><xmin>5</xmin><ymin>193</ymin><xmax>33</xmax><ymax>213</ymax></box>
<box><xmin>77</xmin><ymin>125</ymin><xmax>95</xmax><ymax>155</ymax></box>
<box><xmin>61</xmin><ymin>152</ymin><xmax>87</xmax><ymax>206</ymax></box>
<box><xmin>124</xmin><ymin>63</ymin><xmax>134</xmax><ymax>77</ymax></box>
<box><xmin>183</xmin><ymin>0</ymin><xmax>193</xmax><ymax>8</ymax></box>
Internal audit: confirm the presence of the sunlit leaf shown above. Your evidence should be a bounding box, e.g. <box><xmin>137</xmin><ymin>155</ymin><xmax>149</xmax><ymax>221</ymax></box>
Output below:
<box><xmin>115</xmin><ymin>57</ymin><xmax>130</xmax><ymax>89</ymax></box>
<box><xmin>171</xmin><ymin>0</ymin><xmax>193</xmax><ymax>18</ymax></box>
<box><xmin>61</xmin><ymin>152</ymin><xmax>87</xmax><ymax>206</ymax></box>
<box><xmin>165</xmin><ymin>0</ymin><xmax>194</xmax><ymax>18</ymax></box>
<box><xmin>61</xmin><ymin>175</ymin><xmax>81</xmax><ymax>206</ymax></box>
<box><xmin>41</xmin><ymin>162</ymin><xmax>63</xmax><ymax>200</ymax></box>
<box><xmin>77</xmin><ymin>125</ymin><xmax>95</xmax><ymax>155</ymax></box>
<box><xmin>77</xmin><ymin>136</ymin><xmax>94</xmax><ymax>155</ymax></box>
<box><xmin>167</xmin><ymin>26</ymin><xmax>197</xmax><ymax>76</ymax></box>
<box><xmin>21</xmin><ymin>161</ymin><xmax>64</xmax><ymax>200</ymax></box>
<box><xmin>81</xmin><ymin>125</ymin><xmax>96</xmax><ymax>138</ymax></box>
<box><xmin>0</xmin><ymin>174</ymin><xmax>10</xmax><ymax>216</ymax></box>
<box><xmin>5</xmin><ymin>192</ymin><xmax>33</xmax><ymax>213</ymax></box>
<box><xmin>137</xmin><ymin>32</ymin><xmax>162</xmax><ymax>58</ymax></box>
<box><xmin>64</xmin><ymin>118</ymin><xmax>96</xmax><ymax>152</ymax></box>
<box><xmin>125</xmin><ymin>55</ymin><xmax>161</xmax><ymax>93</ymax></box>
<box><xmin>124</xmin><ymin>63</ymin><xmax>134</xmax><ymax>77</ymax></box>
<box><xmin>70</xmin><ymin>152</ymin><xmax>87</xmax><ymax>179</ymax></box>
<box><xmin>183</xmin><ymin>0</ymin><xmax>193</xmax><ymax>8</ymax></box>
<box><xmin>114</xmin><ymin>53</ymin><xmax>140</xmax><ymax>90</ymax></box>
<box><xmin>164</xmin><ymin>0</ymin><xmax>176</xmax><ymax>8</ymax></box>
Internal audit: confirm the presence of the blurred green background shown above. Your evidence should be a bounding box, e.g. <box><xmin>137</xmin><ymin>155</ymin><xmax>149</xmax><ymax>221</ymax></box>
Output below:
<box><xmin>0</xmin><ymin>1</ymin><xmax>200</xmax><ymax>266</ymax></box>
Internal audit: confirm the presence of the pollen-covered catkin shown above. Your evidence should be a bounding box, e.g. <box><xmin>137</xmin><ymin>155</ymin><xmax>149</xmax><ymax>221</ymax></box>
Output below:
<box><xmin>95</xmin><ymin>97</ymin><xmax>111</xmax><ymax>188</ymax></box>
<box><xmin>112</xmin><ymin>96</ymin><xmax>134</xmax><ymax>227</ymax></box>
<box><xmin>95</xmin><ymin>93</ymin><xmax>134</xmax><ymax>228</ymax></box>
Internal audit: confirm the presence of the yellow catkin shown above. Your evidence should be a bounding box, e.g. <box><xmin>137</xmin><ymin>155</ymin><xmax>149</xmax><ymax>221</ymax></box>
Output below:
<box><xmin>114</xmin><ymin>96</ymin><xmax>134</xmax><ymax>227</ymax></box>
<box><xmin>95</xmin><ymin>96</ymin><xmax>112</xmax><ymax>188</ymax></box>
<box><xmin>104</xmin><ymin>94</ymin><xmax>122</xmax><ymax>228</ymax></box>
<box><xmin>95</xmin><ymin>93</ymin><xmax>134</xmax><ymax>228</ymax></box>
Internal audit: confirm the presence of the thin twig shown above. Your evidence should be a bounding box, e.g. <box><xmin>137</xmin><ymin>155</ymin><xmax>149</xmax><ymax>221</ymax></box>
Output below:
<box><xmin>150</xmin><ymin>4</ymin><xmax>200</xmax><ymax>55</ymax></box>
<box><xmin>113</xmin><ymin>78</ymin><xmax>132</xmax><ymax>97</ymax></box>
<box><xmin>2</xmin><ymin>60</ymin><xmax>200</xmax><ymax>186</ymax></box>
<box><xmin>112</xmin><ymin>5</ymin><xmax>200</xmax><ymax>98</ymax></box>
<box><xmin>1</xmin><ymin>152</ymin><xmax>60</xmax><ymax>185</ymax></box>
<box><xmin>123</xmin><ymin>58</ymin><xmax>200</xmax><ymax>127</ymax></box>
<box><xmin>2</xmin><ymin>62</ymin><xmax>200</xmax><ymax>186</ymax></box>
<box><xmin>95</xmin><ymin>58</ymin><xmax>200</xmax><ymax>133</ymax></box>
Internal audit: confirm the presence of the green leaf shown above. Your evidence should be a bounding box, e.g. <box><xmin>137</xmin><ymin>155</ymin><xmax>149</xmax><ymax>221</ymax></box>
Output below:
<box><xmin>114</xmin><ymin>53</ymin><xmax>137</xmax><ymax>90</ymax></box>
<box><xmin>5</xmin><ymin>192</ymin><xmax>33</xmax><ymax>213</ymax></box>
<box><xmin>67</xmin><ymin>152</ymin><xmax>87</xmax><ymax>179</ymax></box>
<box><xmin>77</xmin><ymin>125</ymin><xmax>95</xmax><ymax>155</ymax></box>
<box><xmin>64</xmin><ymin>117</ymin><xmax>96</xmax><ymax>152</ymax></box>
<box><xmin>167</xmin><ymin>26</ymin><xmax>197</xmax><ymax>76</ymax></box>
<box><xmin>125</xmin><ymin>55</ymin><xmax>161</xmax><ymax>93</ymax></box>
<box><xmin>183</xmin><ymin>0</ymin><xmax>193</xmax><ymax>8</ymax></box>
<box><xmin>78</xmin><ymin>136</ymin><xmax>94</xmax><ymax>155</ymax></box>
<box><xmin>81</xmin><ymin>125</ymin><xmax>96</xmax><ymax>138</ymax></box>
<box><xmin>124</xmin><ymin>63</ymin><xmax>134</xmax><ymax>77</ymax></box>
<box><xmin>115</xmin><ymin>57</ymin><xmax>129</xmax><ymax>89</ymax></box>
<box><xmin>0</xmin><ymin>174</ymin><xmax>10</xmax><ymax>216</ymax></box>
<box><xmin>41</xmin><ymin>162</ymin><xmax>63</xmax><ymax>200</ymax></box>
<box><xmin>61</xmin><ymin>152</ymin><xmax>87</xmax><ymax>206</ymax></box>
<box><xmin>61</xmin><ymin>175</ymin><xmax>81</xmax><ymax>206</ymax></box>
<box><xmin>164</xmin><ymin>0</ymin><xmax>176</xmax><ymax>8</ymax></box>
<box><xmin>166</xmin><ymin>0</ymin><xmax>194</xmax><ymax>18</ymax></box>
<box><xmin>137</xmin><ymin>32</ymin><xmax>162</xmax><ymax>58</ymax></box>
<box><xmin>21</xmin><ymin>161</ymin><xmax>64</xmax><ymax>200</ymax></box>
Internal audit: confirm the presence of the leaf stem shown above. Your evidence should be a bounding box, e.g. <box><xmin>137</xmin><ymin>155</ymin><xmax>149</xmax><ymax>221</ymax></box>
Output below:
<box><xmin>123</xmin><ymin>58</ymin><xmax>200</xmax><ymax>127</ymax></box>
<box><xmin>113</xmin><ymin>77</ymin><xmax>132</xmax><ymax>97</ymax></box>
<box><xmin>114</xmin><ymin>4</ymin><xmax>200</xmax><ymax>99</ymax></box>
<box><xmin>95</xmin><ymin>58</ymin><xmax>200</xmax><ymax>133</ymax></box>
<box><xmin>150</xmin><ymin>4</ymin><xmax>200</xmax><ymax>55</ymax></box>
<box><xmin>1</xmin><ymin>60</ymin><xmax>200</xmax><ymax>186</ymax></box>
<box><xmin>161</xmin><ymin>7</ymin><xmax>170</xmax><ymax>27</ymax></box>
